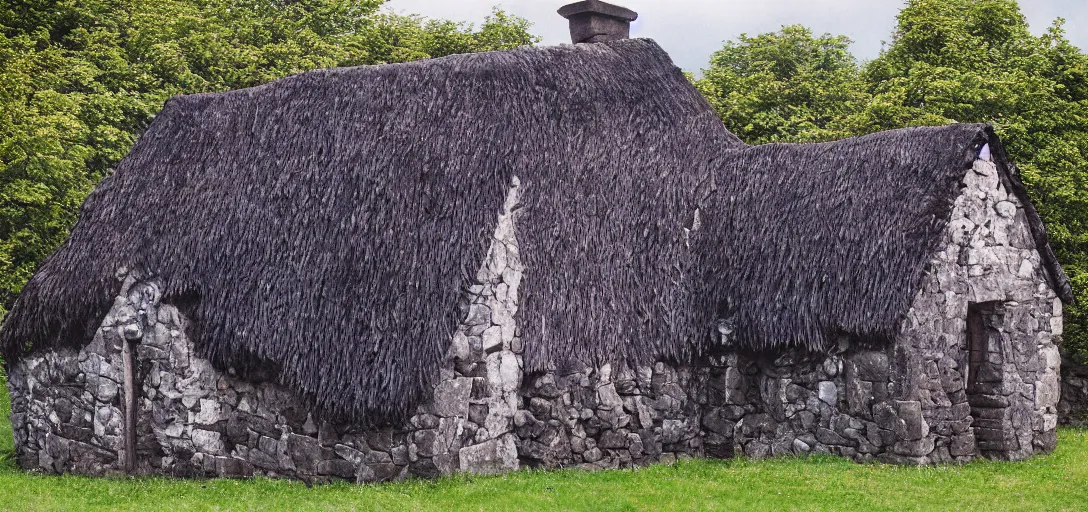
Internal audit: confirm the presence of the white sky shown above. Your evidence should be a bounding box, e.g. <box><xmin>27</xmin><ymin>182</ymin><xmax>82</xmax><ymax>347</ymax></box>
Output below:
<box><xmin>382</xmin><ymin>0</ymin><xmax>1087</xmax><ymax>74</ymax></box>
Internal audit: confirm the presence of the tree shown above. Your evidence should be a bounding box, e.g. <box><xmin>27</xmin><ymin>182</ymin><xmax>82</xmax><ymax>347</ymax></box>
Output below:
<box><xmin>0</xmin><ymin>1</ymin><xmax>539</xmax><ymax>315</ymax></box>
<box><xmin>694</xmin><ymin>25</ymin><xmax>869</xmax><ymax>144</ymax></box>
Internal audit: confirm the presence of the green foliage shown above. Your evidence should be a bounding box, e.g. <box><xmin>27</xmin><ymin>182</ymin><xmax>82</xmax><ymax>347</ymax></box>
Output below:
<box><xmin>0</xmin><ymin>1</ymin><xmax>538</xmax><ymax>315</ymax></box>
<box><xmin>694</xmin><ymin>25</ymin><xmax>869</xmax><ymax>144</ymax></box>
<box><xmin>699</xmin><ymin>1</ymin><xmax>1088</xmax><ymax>359</ymax></box>
<box><xmin>352</xmin><ymin>8</ymin><xmax>539</xmax><ymax>66</ymax></box>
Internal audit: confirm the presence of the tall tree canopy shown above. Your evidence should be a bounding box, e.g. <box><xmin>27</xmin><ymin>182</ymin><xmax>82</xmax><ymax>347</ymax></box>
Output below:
<box><xmin>0</xmin><ymin>0</ymin><xmax>538</xmax><ymax>314</ymax></box>
<box><xmin>694</xmin><ymin>25</ymin><xmax>868</xmax><ymax>144</ymax></box>
<box><xmin>699</xmin><ymin>0</ymin><xmax>1087</xmax><ymax>361</ymax></box>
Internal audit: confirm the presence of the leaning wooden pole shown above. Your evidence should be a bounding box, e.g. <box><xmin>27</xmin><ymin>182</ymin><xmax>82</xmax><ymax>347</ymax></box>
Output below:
<box><xmin>121</xmin><ymin>337</ymin><xmax>137</xmax><ymax>474</ymax></box>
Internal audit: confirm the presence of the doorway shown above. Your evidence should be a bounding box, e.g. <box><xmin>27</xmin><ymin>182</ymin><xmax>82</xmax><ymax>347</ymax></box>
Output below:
<box><xmin>965</xmin><ymin>301</ymin><xmax>1008</xmax><ymax>457</ymax></box>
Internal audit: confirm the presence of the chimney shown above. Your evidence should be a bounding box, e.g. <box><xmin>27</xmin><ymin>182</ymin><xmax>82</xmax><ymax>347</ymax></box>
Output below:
<box><xmin>558</xmin><ymin>0</ymin><xmax>638</xmax><ymax>44</ymax></box>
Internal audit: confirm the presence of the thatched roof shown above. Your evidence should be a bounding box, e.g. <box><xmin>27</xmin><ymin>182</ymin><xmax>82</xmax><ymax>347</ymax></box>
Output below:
<box><xmin>0</xmin><ymin>39</ymin><xmax>741</xmax><ymax>425</ymax></box>
<box><xmin>691</xmin><ymin>124</ymin><xmax>1074</xmax><ymax>353</ymax></box>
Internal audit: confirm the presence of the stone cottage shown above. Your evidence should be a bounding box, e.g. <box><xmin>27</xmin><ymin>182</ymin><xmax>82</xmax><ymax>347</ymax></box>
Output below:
<box><xmin>1</xmin><ymin>1</ymin><xmax>1073</xmax><ymax>482</ymax></box>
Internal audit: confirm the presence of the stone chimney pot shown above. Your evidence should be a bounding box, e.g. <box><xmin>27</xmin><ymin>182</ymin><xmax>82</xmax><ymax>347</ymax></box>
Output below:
<box><xmin>558</xmin><ymin>0</ymin><xmax>638</xmax><ymax>44</ymax></box>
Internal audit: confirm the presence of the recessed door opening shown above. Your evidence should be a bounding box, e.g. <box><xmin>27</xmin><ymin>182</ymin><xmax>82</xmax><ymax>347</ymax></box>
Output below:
<box><xmin>966</xmin><ymin>301</ymin><xmax>1008</xmax><ymax>457</ymax></box>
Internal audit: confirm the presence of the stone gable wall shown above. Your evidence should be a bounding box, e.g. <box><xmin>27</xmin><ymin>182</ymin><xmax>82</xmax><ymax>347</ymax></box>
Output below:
<box><xmin>891</xmin><ymin>156</ymin><xmax>1061</xmax><ymax>461</ymax></box>
<box><xmin>5</xmin><ymin>158</ymin><xmax>1064</xmax><ymax>479</ymax></box>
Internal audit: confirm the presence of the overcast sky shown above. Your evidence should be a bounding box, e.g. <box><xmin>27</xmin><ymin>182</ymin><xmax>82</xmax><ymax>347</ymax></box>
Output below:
<box><xmin>383</xmin><ymin>0</ymin><xmax>1087</xmax><ymax>74</ymax></box>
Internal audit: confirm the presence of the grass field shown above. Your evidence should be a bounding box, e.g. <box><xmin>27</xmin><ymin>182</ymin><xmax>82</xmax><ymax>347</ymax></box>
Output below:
<box><xmin>2</xmin><ymin>372</ymin><xmax>1087</xmax><ymax>511</ymax></box>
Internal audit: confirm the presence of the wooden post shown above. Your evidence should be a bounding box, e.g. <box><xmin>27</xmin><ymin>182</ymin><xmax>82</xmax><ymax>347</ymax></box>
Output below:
<box><xmin>122</xmin><ymin>337</ymin><xmax>137</xmax><ymax>473</ymax></box>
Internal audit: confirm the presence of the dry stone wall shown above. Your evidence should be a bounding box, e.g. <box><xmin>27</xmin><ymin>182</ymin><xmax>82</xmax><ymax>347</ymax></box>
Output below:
<box><xmin>1059</xmin><ymin>356</ymin><xmax>1088</xmax><ymax>425</ymax></box>
<box><xmin>6</xmin><ymin>158</ymin><xmax>1064</xmax><ymax>479</ymax></box>
<box><xmin>516</xmin><ymin>363</ymin><xmax>701</xmax><ymax>469</ymax></box>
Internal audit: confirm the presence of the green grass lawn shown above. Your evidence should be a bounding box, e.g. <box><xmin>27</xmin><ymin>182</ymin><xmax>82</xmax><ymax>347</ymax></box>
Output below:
<box><xmin>2</xmin><ymin>372</ymin><xmax>1087</xmax><ymax>511</ymax></box>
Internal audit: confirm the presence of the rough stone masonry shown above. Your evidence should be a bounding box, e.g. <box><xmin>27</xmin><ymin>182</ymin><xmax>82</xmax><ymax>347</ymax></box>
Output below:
<box><xmin>6</xmin><ymin>155</ymin><xmax>1064</xmax><ymax>480</ymax></box>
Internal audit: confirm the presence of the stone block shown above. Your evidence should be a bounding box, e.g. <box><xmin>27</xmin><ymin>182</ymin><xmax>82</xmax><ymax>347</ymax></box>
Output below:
<box><xmin>878</xmin><ymin>453</ymin><xmax>928</xmax><ymax>465</ymax></box>
<box><xmin>432</xmin><ymin>378</ymin><xmax>471</xmax><ymax>418</ymax></box>
<box><xmin>1034</xmin><ymin>429</ymin><xmax>1058</xmax><ymax>453</ymax></box>
<box><xmin>467</xmin><ymin>403</ymin><xmax>488</xmax><ymax>427</ymax></box>
<box><xmin>702</xmin><ymin>408</ymin><xmax>737</xmax><ymax>436</ymax></box>
<box><xmin>448</xmin><ymin>332</ymin><xmax>471</xmax><ymax>362</ymax></box>
<box><xmin>365</xmin><ymin>463</ymin><xmax>404</xmax><ymax>483</ymax></box>
<box><xmin>481</xmin><ymin>326</ymin><xmax>503</xmax><ymax>354</ymax></box>
<box><xmin>286</xmin><ymin>433</ymin><xmax>322</xmax><ymax>474</ymax></box>
<box><xmin>390</xmin><ymin>444</ymin><xmax>409</xmax><ymax>466</ymax></box>
<box><xmin>215</xmin><ymin>457</ymin><xmax>255</xmax><ymax>478</ymax></box>
<box><xmin>485</xmin><ymin>402</ymin><xmax>515</xmax><ymax>437</ymax></box>
<box><xmin>709</xmin><ymin>366</ymin><xmax>744</xmax><ymax>392</ymax></box>
<box><xmin>1043</xmin><ymin>413</ymin><xmax>1058</xmax><ymax>431</ymax></box>
<box><xmin>333</xmin><ymin>444</ymin><xmax>363</xmax><ymax>464</ymax></box>
<box><xmin>627</xmin><ymin>433</ymin><xmax>645</xmax><ymax>458</ymax></box>
<box><xmin>363</xmin><ymin>448</ymin><xmax>392</xmax><ymax>465</ymax></box>
<box><xmin>412</xmin><ymin>414</ymin><xmax>440</xmax><ymax>430</ymax></box>
<box><xmin>784</xmin><ymin>383</ymin><xmax>809</xmax><ymax>402</ymax></box>
<box><xmin>191</xmin><ymin>429</ymin><xmax>225</xmax><ymax>455</ymax></box>
<box><xmin>531</xmin><ymin>374</ymin><xmax>563</xmax><ymax>398</ymax></box>
<box><xmin>816</xmin><ymin>428</ymin><xmax>853</xmax><ymax>447</ymax></box>
<box><xmin>363</xmin><ymin>431</ymin><xmax>393</xmax><ymax>453</ymax></box>
<box><xmin>846</xmin><ymin>380</ymin><xmax>874</xmax><ymax>418</ymax></box>
<box><xmin>194</xmin><ymin>399</ymin><xmax>222</xmax><ymax>425</ymax></box>
<box><xmin>596</xmin><ymin>407</ymin><xmax>630</xmax><ymax>430</ymax></box>
<box><xmin>1036</xmin><ymin>377</ymin><xmax>1060</xmax><ymax>409</ymax></box>
<box><xmin>499</xmin><ymin>352</ymin><xmax>520</xmax><ymax>393</ymax></box>
<box><xmin>464</xmin><ymin>304</ymin><xmax>491</xmax><ymax>329</ymax></box>
<box><xmin>599</xmin><ymin>430</ymin><xmax>628</xmax><ymax>449</ymax></box>
<box><xmin>247</xmin><ymin>446</ymin><xmax>280</xmax><ymax>470</ymax></box>
<box><xmin>570</xmin><ymin>436</ymin><xmax>586</xmax><ymax>454</ymax></box>
<box><xmin>970</xmin><ymin>394</ymin><xmax>1009</xmax><ymax>408</ymax></box>
<box><xmin>413</xmin><ymin>429</ymin><xmax>447</xmax><ymax>458</ymax></box>
<box><xmin>636</xmin><ymin>397</ymin><xmax>656</xmax><ymax>429</ymax></box>
<box><xmin>317</xmin><ymin>459</ymin><xmax>356</xmax><ymax>479</ymax></box>
<box><xmin>597</xmin><ymin>383</ymin><xmax>623</xmax><ymax>410</ymax></box>
<box><xmin>971</xmin><ymin>406</ymin><xmax>1006</xmax><ymax>420</ymax></box>
<box><xmin>661</xmin><ymin>420</ymin><xmax>685</xmax><ymax>444</ymax></box>
<box><xmin>848</xmin><ymin>351</ymin><xmax>890</xmax><ymax>381</ymax></box>
<box><xmin>894</xmin><ymin>437</ymin><xmax>935</xmax><ymax>457</ymax></box>
<box><xmin>92</xmin><ymin>377</ymin><xmax>120</xmax><ymax>403</ymax></box>
<box><xmin>818</xmin><ymin>381</ymin><xmax>837</xmax><ymax>405</ymax></box>
<box><xmin>703</xmin><ymin>432</ymin><xmax>732</xmax><ymax>459</ymax></box>
<box><xmin>951</xmin><ymin>401</ymin><xmax>971</xmax><ymax>419</ymax></box>
<box><xmin>529</xmin><ymin>398</ymin><xmax>552</xmax><ymax>419</ymax></box>
<box><xmin>894</xmin><ymin>401</ymin><xmax>928</xmax><ymax>441</ymax></box>
<box><xmin>57</xmin><ymin>424</ymin><xmax>93</xmax><ymax>443</ymax></box>
<box><xmin>582</xmin><ymin>447</ymin><xmax>603</xmax><ymax>463</ymax></box>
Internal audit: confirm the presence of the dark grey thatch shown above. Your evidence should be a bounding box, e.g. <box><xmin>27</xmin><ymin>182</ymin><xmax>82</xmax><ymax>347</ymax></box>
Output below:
<box><xmin>692</xmin><ymin>124</ymin><xmax>1074</xmax><ymax>353</ymax></box>
<box><xmin>0</xmin><ymin>39</ymin><xmax>742</xmax><ymax>424</ymax></box>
